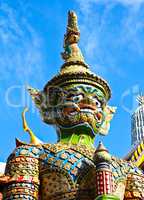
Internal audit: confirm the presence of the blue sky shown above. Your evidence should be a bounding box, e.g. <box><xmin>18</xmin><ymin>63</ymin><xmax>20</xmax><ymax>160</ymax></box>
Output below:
<box><xmin>0</xmin><ymin>0</ymin><xmax>144</xmax><ymax>161</ymax></box>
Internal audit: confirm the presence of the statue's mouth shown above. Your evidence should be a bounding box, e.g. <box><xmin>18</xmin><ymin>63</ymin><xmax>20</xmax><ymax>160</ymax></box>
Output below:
<box><xmin>78</xmin><ymin>103</ymin><xmax>96</xmax><ymax>111</ymax></box>
<box><xmin>69</xmin><ymin>103</ymin><xmax>102</xmax><ymax>122</ymax></box>
<box><xmin>62</xmin><ymin>102</ymin><xmax>103</xmax><ymax>122</ymax></box>
<box><xmin>70</xmin><ymin>109</ymin><xmax>94</xmax><ymax>116</ymax></box>
<box><xmin>69</xmin><ymin>103</ymin><xmax>96</xmax><ymax>115</ymax></box>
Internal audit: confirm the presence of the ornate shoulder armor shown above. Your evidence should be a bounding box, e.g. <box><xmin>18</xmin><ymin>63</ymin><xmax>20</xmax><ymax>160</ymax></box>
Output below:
<box><xmin>2</xmin><ymin>143</ymin><xmax>44</xmax><ymax>200</ymax></box>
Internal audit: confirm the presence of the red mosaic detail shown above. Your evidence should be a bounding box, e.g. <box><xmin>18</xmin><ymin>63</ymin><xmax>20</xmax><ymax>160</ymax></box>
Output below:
<box><xmin>96</xmin><ymin>170</ymin><xmax>114</xmax><ymax>195</ymax></box>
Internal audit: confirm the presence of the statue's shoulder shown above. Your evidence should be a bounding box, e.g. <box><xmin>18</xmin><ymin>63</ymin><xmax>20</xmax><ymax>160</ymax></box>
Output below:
<box><xmin>42</xmin><ymin>142</ymin><xmax>96</xmax><ymax>160</ymax></box>
<box><xmin>111</xmin><ymin>156</ymin><xmax>144</xmax><ymax>179</ymax></box>
<box><xmin>7</xmin><ymin>139</ymin><xmax>44</xmax><ymax>163</ymax></box>
<box><xmin>110</xmin><ymin>156</ymin><xmax>144</xmax><ymax>199</ymax></box>
<box><xmin>42</xmin><ymin>142</ymin><xmax>71</xmax><ymax>152</ymax></box>
<box><xmin>2</xmin><ymin>140</ymin><xmax>44</xmax><ymax>186</ymax></box>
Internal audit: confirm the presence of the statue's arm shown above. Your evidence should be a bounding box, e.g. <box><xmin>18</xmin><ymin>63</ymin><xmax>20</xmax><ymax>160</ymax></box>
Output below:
<box><xmin>2</xmin><ymin>144</ymin><xmax>42</xmax><ymax>200</ymax></box>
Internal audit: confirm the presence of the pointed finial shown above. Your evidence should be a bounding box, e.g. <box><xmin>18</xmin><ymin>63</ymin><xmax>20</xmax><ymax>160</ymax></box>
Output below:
<box><xmin>96</xmin><ymin>141</ymin><xmax>109</xmax><ymax>153</ymax></box>
<box><xmin>137</xmin><ymin>94</ymin><xmax>144</xmax><ymax>106</ymax></box>
<box><xmin>22</xmin><ymin>107</ymin><xmax>43</xmax><ymax>145</ymax></box>
<box><xmin>93</xmin><ymin>141</ymin><xmax>111</xmax><ymax>164</ymax></box>
<box><xmin>61</xmin><ymin>10</ymin><xmax>85</xmax><ymax>63</ymax></box>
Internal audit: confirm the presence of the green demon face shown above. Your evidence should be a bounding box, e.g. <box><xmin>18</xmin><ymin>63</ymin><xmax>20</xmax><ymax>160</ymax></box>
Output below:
<box><xmin>28</xmin><ymin>84</ymin><xmax>116</xmax><ymax>136</ymax></box>
<box><xmin>54</xmin><ymin>84</ymin><xmax>106</xmax><ymax>134</ymax></box>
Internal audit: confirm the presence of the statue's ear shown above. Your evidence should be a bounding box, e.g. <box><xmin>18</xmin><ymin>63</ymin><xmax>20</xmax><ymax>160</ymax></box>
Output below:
<box><xmin>99</xmin><ymin>106</ymin><xmax>117</xmax><ymax>135</ymax></box>
<box><xmin>27</xmin><ymin>86</ymin><xmax>43</xmax><ymax>109</ymax></box>
<box><xmin>27</xmin><ymin>86</ymin><xmax>56</xmax><ymax>124</ymax></box>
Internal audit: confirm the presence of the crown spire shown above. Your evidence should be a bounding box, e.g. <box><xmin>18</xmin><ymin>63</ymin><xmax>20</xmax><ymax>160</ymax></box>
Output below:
<box><xmin>61</xmin><ymin>10</ymin><xmax>85</xmax><ymax>63</ymax></box>
<box><xmin>65</xmin><ymin>10</ymin><xmax>79</xmax><ymax>44</ymax></box>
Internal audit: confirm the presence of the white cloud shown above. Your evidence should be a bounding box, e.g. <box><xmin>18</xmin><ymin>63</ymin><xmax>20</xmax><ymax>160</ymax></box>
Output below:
<box><xmin>0</xmin><ymin>3</ymin><xmax>45</xmax><ymax>85</ymax></box>
<box><xmin>75</xmin><ymin>0</ymin><xmax>144</xmax><ymax>77</ymax></box>
<box><xmin>119</xmin><ymin>8</ymin><xmax>144</xmax><ymax>56</ymax></box>
<box><xmin>77</xmin><ymin>0</ymin><xmax>144</xmax><ymax>10</ymax></box>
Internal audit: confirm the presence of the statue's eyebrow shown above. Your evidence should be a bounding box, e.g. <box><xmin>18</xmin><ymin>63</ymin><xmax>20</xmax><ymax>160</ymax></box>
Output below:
<box><xmin>67</xmin><ymin>88</ymin><xmax>80</xmax><ymax>92</ymax></box>
<box><xmin>63</xmin><ymin>88</ymin><xmax>80</xmax><ymax>96</ymax></box>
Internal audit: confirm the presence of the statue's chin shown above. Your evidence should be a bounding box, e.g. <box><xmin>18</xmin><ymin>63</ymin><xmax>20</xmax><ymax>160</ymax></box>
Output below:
<box><xmin>54</xmin><ymin>110</ymin><xmax>104</xmax><ymax>136</ymax></box>
<box><xmin>57</xmin><ymin>122</ymin><xmax>99</xmax><ymax>137</ymax></box>
<box><xmin>56</xmin><ymin>111</ymin><xmax>99</xmax><ymax>125</ymax></box>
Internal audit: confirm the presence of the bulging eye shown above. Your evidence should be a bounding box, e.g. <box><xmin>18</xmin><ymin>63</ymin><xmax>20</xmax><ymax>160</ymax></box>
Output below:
<box><xmin>72</xmin><ymin>94</ymin><xmax>84</xmax><ymax>102</ymax></box>
<box><xmin>93</xmin><ymin>97</ymin><xmax>101</xmax><ymax>108</ymax></box>
<box><xmin>95</xmin><ymin>100</ymin><xmax>101</xmax><ymax>108</ymax></box>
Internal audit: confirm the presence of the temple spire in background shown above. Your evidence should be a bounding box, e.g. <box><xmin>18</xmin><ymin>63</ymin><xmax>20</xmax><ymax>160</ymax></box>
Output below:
<box><xmin>137</xmin><ymin>95</ymin><xmax>144</xmax><ymax>106</ymax></box>
<box><xmin>131</xmin><ymin>94</ymin><xmax>144</xmax><ymax>146</ymax></box>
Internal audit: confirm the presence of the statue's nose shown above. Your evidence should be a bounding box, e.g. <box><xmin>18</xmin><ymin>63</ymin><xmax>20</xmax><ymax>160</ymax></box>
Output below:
<box><xmin>79</xmin><ymin>96</ymin><xmax>96</xmax><ymax>106</ymax></box>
